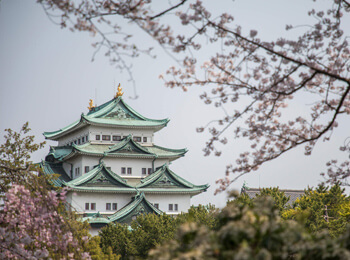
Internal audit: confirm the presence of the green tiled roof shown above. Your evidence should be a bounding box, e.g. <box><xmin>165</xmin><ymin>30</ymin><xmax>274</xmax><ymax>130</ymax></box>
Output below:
<box><xmin>46</xmin><ymin>146</ymin><xmax>74</xmax><ymax>161</ymax></box>
<box><xmin>108</xmin><ymin>192</ymin><xmax>163</xmax><ymax>223</ymax></box>
<box><xmin>81</xmin><ymin>212</ymin><xmax>111</xmax><ymax>225</ymax></box>
<box><xmin>137</xmin><ymin>164</ymin><xmax>209</xmax><ymax>194</ymax></box>
<box><xmin>107</xmin><ymin>135</ymin><xmax>154</xmax><ymax>155</ymax></box>
<box><xmin>43</xmin><ymin>97</ymin><xmax>169</xmax><ymax>140</ymax></box>
<box><xmin>40</xmin><ymin>159</ymin><xmax>206</xmax><ymax>194</ymax></box>
<box><xmin>66</xmin><ymin>162</ymin><xmax>134</xmax><ymax>191</ymax></box>
<box><xmin>40</xmin><ymin>161</ymin><xmax>72</xmax><ymax>187</ymax></box>
<box><xmin>47</xmin><ymin>138</ymin><xmax>187</xmax><ymax>161</ymax></box>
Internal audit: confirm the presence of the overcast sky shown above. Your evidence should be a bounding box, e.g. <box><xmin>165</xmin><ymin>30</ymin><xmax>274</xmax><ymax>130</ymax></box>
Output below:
<box><xmin>1</xmin><ymin>0</ymin><xmax>349</xmax><ymax>208</ymax></box>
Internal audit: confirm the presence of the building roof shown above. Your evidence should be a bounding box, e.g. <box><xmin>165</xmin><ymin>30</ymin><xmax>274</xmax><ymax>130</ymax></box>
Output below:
<box><xmin>242</xmin><ymin>188</ymin><xmax>305</xmax><ymax>205</ymax></box>
<box><xmin>39</xmin><ymin>161</ymin><xmax>72</xmax><ymax>187</ymax></box>
<box><xmin>65</xmin><ymin>162</ymin><xmax>134</xmax><ymax>192</ymax></box>
<box><xmin>43</xmin><ymin>97</ymin><xmax>170</xmax><ymax>140</ymax></box>
<box><xmin>136</xmin><ymin>164</ymin><xmax>209</xmax><ymax>195</ymax></box>
<box><xmin>40</xmin><ymin>160</ymin><xmax>205</xmax><ymax>194</ymax></box>
<box><xmin>45</xmin><ymin>136</ymin><xmax>187</xmax><ymax>162</ymax></box>
<box><xmin>81</xmin><ymin>212</ymin><xmax>111</xmax><ymax>225</ymax></box>
<box><xmin>108</xmin><ymin>192</ymin><xmax>163</xmax><ymax>224</ymax></box>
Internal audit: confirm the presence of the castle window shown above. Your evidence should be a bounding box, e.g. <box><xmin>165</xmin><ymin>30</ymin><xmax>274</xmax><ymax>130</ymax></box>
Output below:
<box><xmin>91</xmin><ymin>203</ymin><xmax>96</xmax><ymax>210</ymax></box>
<box><xmin>85</xmin><ymin>203</ymin><xmax>89</xmax><ymax>210</ymax></box>
<box><xmin>78</xmin><ymin>138</ymin><xmax>81</xmax><ymax>145</ymax></box>
<box><xmin>102</xmin><ymin>135</ymin><xmax>111</xmax><ymax>141</ymax></box>
<box><xmin>96</xmin><ymin>135</ymin><xmax>100</xmax><ymax>140</ymax></box>
<box><xmin>142</xmin><ymin>168</ymin><xmax>146</xmax><ymax>175</ymax></box>
<box><xmin>75</xmin><ymin>167</ymin><xmax>80</xmax><ymax>177</ymax></box>
<box><xmin>74</xmin><ymin>140</ymin><xmax>77</xmax><ymax>144</ymax></box>
<box><xmin>113</xmin><ymin>135</ymin><xmax>121</xmax><ymax>141</ymax></box>
<box><xmin>168</xmin><ymin>204</ymin><xmax>173</xmax><ymax>211</ymax></box>
<box><xmin>174</xmin><ymin>204</ymin><xmax>178</xmax><ymax>211</ymax></box>
<box><xmin>84</xmin><ymin>166</ymin><xmax>90</xmax><ymax>173</ymax></box>
<box><xmin>143</xmin><ymin>137</ymin><xmax>147</xmax><ymax>142</ymax></box>
<box><xmin>112</xmin><ymin>203</ymin><xmax>118</xmax><ymax>210</ymax></box>
<box><xmin>106</xmin><ymin>203</ymin><xmax>111</xmax><ymax>210</ymax></box>
<box><xmin>154</xmin><ymin>203</ymin><xmax>159</xmax><ymax>209</ymax></box>
<box><xmin>121</xmin><ymin>167</ymin><xmax>126</xmax><ymax>174</ymax></box>
<box><xmin>127</xmin><ymin>167</ymin><xmax>132</xmax><ymax>174</ymax></box>
<box><xmin>148</xmin><ymin>168</ymin><xmax>152</xmax><ymax>175</ymax></box>
<box><xmin>86</xmin><ymin>135</ymin><xmax>89</xmax><ymax>141</ymax></box>
<box><xmin>133</xmin><ymin>136</ymin><xmax>141</xmax><ymax>142</ymax></box>
<box><xmin>82</xmin><ymin>137</ymin><xmax>85</xmax><ymax>143</ymax></box>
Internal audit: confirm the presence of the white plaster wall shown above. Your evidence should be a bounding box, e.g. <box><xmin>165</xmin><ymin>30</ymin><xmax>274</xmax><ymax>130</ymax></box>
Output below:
<box><xmin>103</xmin><ymin>157</ymin><xmax>160</xmax><ymax>177</ymax></box>
<box><xmin>66</xmin><ymin>154</ymin><xmax>169</xmax><ymax>180</ymax></box>
<box><xmin>80</xmin><ymin>156</ymin><xmax>100</xmax><ymax>174</ymax></box>
<box><xmin>56</xmin><ymin>125</ymin><xmax>158</xmax><ymax>146</ymax></box>
<box><xmin>67</xmin><ymin>191</ymin><xmax>133</xmax><ymax>214</ymax></box>
<box><xmin>145</xmin><ymin>194</ymin><xmax>191</xmax><ymax>214</ymax></box>
<box><xmin>63</xmin><ymin>162</ymin><xmax>73</xmax><ymax>179</ymax></box>
<box><xmin>89</xmin><ymin>125</ymin><xmax>155</xmax><ymax>145</ymax></box>
<box><xmin>66</xmin><ymin>157</ymin><xmax>84</xmax><ymax>179</ymax></box>
<box><xmin>153</xmin><ymin>159</ymin><xmax>169</xmax><ymax>169</ymax></box>
<box><xmin>57</xmin><ymin>126</ymin><xmax>90</xmax><ymax>146</ymax></box>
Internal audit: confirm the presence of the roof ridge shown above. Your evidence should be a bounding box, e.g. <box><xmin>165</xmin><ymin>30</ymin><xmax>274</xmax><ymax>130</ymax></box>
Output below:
<box><xmin>106</xmin><ymin>135</ymin><xmax>156</xmax><ymax>156</ymax></box>
<box><xmin>137</xmin><ymin>164</ymin><xmax>209</xmax><ymax>191</ymax></box>
<box><xmin>119</xmin><ymin>98</ymin><xmax>169</xmax><ymax>123</ymax></box>
<box><xmin>66</xmin><ymin>161</ymin><xmax>133</xmax><ymax>188</ymax></box>
<box><xmin>151</xmin><ymin>144</ymin><xmax>188</xmax><ymax>153</ymax></box>
<box><xmin>108</xmin><ymin>192</ymin><xmax>162</xmax><ymax>222</ymax></box>
<box><xmin>43</xmin><ymin>97</ymin><xmax>169</xmax><ymax>141</ymax></box>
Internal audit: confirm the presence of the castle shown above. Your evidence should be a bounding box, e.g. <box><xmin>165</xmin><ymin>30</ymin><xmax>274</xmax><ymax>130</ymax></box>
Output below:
<box><xmin>40</xmin><ymin>86</ymin><xmax>208</xmax><ymax>235</ymax></box>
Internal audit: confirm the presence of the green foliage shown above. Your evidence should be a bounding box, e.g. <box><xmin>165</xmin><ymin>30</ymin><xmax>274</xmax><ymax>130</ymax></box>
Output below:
<box><xmin>176</xmin><ymin>204</ymin><xmax>219</xmax><ymax>230</ymax></box>
<box><xmin>282</xmin><ymin>183</ymin><xmax>350</xmax><ymax>237</ymax></box>
<box><xmin>87</xmin><ymin>235</ymin><xmax>120</xmax><ymax>260</ymax></box>
<box><xmin>149</xmin><ymin>197</ymin><xmax>302</xmax><ymax>259</ymax></box>
<box><xmin>99</xmin><ymin>205</ymin><xmax>218</xmax><ymax>259</ymax></box>
<box><xmin>149</xmin><ymin>196</ymin><xmax>350</xmax><ymax>260</ymax></box>
<box><xmin>0</xmin><ymin>122</ymin><xmax>45</xmax><ymax>194</ymax></box>
<box><xmin>99</xmin><ymin>223</ymin><xmax>136</xmax><ymax>259</ymax></box>
<box><xmin>256</xmin><ymin>187</ymin><xmax>291</xmax><ymax>213</ymax></box>
<box><xmin>231</xmin><ymin>187</ymin><xmax>291</xmax><ymax>214</ymax></box>
<box><xmin>100</xmin><ymin>214</ymin><xmax>176</xmax><ymax>259</ymax></box>
<box><xmin>131</xmin><ymin>213</ymin><xmax>178</xmax><ymax>258</ymax></box>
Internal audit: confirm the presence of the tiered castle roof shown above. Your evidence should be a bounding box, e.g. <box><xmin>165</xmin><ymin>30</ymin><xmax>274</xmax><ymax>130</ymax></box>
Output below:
<box><xmin>43</xmin><ymin>96</ymin><xmax>169</xmax><ymax>140</ymax></box>
<box><xmin>41</xmin><ymin>90</ymin><xmax>208</xmax><ymax>225</ymax></box>
<box><xmin>45</xmin><ymin>135</ymin><xmax>187</xmax><ymax>162</ymax></box>
<box><xmin>41</xmin><ymin>161</ymin><xmax>208</xmax><ymax>195</ymax></box>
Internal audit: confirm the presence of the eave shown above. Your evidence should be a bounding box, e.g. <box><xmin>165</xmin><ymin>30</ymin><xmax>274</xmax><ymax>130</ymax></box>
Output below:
<box><xmin>65</xmin><ymin>161</ymin><xmax>133</xmax><ymax>188</ymax></box>
<box><xmin>136</xmin><ymin>164</ymin><xmax>209</xmax><ymax>192</ymax></box>
<box><xmin>108</xmin><ymin>192</ymin><xmax>163</xmax><ymax>223</ymax></box>
<box><xmin>43</xmin><ymin>97</ymin><xmax>170</xmax><ymax>140</ymax></box>
<box><xmin>49</xmin><ymin>142</ymin><xmax>187</xmax><ymax>161</ymax></box>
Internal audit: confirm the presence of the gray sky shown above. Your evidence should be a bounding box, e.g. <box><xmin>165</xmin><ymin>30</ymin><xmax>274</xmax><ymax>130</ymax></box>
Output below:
<box><xmin>1</xmin><ymin>0</ymin><xmax>349</xmax><ymax>208</ymax></box>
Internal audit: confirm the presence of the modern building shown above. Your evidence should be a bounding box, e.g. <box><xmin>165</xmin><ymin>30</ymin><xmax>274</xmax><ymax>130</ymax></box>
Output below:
<box><xmin>40</xmin><ymin>86</ymin><xmax>208</xmax><ymax>234</ymax></box>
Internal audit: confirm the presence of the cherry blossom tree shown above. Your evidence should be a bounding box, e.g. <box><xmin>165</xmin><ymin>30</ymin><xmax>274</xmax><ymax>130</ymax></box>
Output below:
<box><xmin>37</xmin><ymin>0</ymin><xmax>350</xmax><ymax>191</ymax></box>
<box><xmin>0</xmin><ymin>124</ymin><xmax>119</xmax><ymax>259</ymax></box>
<box><xmin>0</xmin><ymin>185</ymin><xmax>91</xmax><ymax>259</ymax></box>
